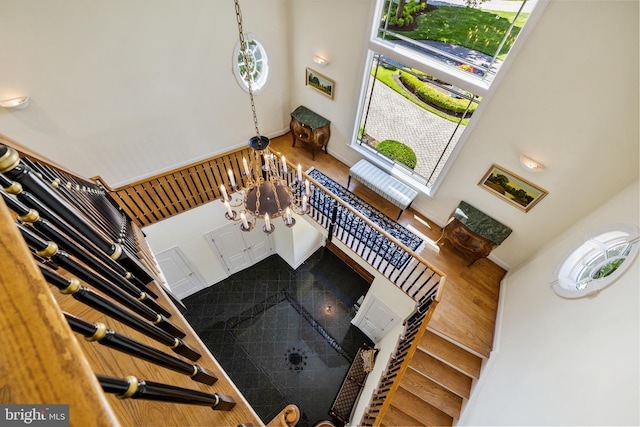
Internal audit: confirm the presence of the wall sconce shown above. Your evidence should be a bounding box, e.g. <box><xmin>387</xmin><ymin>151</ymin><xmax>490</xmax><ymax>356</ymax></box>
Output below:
<box><xmin>520</xmin><ymin>155</ymin><xmax>546</xmax><ymax>172</ymax></box>
<box><xmin>0</xmin><ymin>96</ymin><xmax>29</xmax><ymax>110</ymax></box>
<box><xmin>312</xmin><ymin>55</ymin><xmax>328</xmax><ymax>67</ymax></box>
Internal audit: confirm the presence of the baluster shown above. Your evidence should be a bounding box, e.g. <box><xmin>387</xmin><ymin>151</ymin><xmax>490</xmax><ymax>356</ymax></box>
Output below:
<box><xmin>17</xmin><ymin>223</ymin><xmax>185</xmax><ymax>337</ymax></box>
<box><xmin>0</xmin><ymin>178</ymin><xmax>152</xmax><ymax>292</ymax></box>
<box><xmin>408</xmin><ymin>269</ymin><xmax>435</xmax><ymax>299</ymax></box>
<box><xmin>0</xmin><ymin>146</ymin><xmax>156</xmax><ymax>284</ymax></box>
<box><xmin>2</xmin><ymin>191</ymin><xmax>173</xmax><ymax>316</ymax></box>
<box><xmin>64</xmin><ymin>313</ymin><xmax>216</xmax><ymax>385</ymax></box>
<box><xmin>39</xmin><ymin>264</ymin><xmax>201</xmax><ymax>361</ymax></box>
<box><xmin>97</xmin><ymin>375</ymin><xmax>236</xmax><ymax>410</ymax></box>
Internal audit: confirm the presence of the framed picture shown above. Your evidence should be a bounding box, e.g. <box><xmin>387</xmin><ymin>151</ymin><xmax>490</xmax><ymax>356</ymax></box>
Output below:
<box><xmin>305</xmin><ymin>68</ymin><xmax>335</xmax><ymax>99</ymax></box>
<box><xmin>479</xmin><ymin>164</ymin><xmax>548</xmax><ymax>212</ymax></box>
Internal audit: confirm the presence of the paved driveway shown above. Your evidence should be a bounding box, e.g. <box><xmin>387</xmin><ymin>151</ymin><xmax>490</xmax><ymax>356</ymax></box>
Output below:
<box><xmin>363</xmin><ymin>79</ymin><xmax>464</xmax><ymax>186</ymax></box>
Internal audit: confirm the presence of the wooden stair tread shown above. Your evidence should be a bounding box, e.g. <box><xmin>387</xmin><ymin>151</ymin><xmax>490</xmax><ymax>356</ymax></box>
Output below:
<box><xmin>389</xmin><ymin>386</ymin><xmax>453</xmax><ymax>427</ymax></box>
<box><xmin>420</xmin><ymin>329</ymin><xmax>482</xmax><ymax>378</ymax></box>
<box><xmin>427</xmin><ymin>266</ymin><xmax>504</xmax><ymax>358</ymax></box>
<box><xmin>409</xmin><ymin>349</ymin><xmax>472</xmax><ymax>398</ymax></box>
<box><xmin>400</xmin><ymin>368</ymin><xmax>462</xmax><ymax>419</ymax></box>
<box><xmin>381</xmin><ymin>403</ymin><xmax>425</xmax><ymax>427</ymax></box>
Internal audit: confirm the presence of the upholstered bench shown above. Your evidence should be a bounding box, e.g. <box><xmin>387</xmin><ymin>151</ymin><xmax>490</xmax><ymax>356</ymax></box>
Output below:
<box><xmin>347</xmin><ymin>159</ymin><xmax>418</xmax><ymax>220</ymax></box>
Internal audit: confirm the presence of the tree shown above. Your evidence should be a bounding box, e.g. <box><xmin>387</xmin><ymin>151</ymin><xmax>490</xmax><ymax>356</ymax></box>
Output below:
<box><xmin>395</xmin><ymin>0</ymin><xmax>406</xmax><ymax>20</ymax></box>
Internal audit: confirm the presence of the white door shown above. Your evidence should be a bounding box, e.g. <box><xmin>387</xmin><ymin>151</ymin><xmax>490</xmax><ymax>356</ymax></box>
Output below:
<box><xmin>206</xmin><ymin>223</ymin><xmax>273</xmax><ymax>274</ymax></box>
<box><xmin>155</xmin><ymin>247</ymin><xmax>207</xmax><ymax>300</ymax></box>
<box><xmin>241</xmin><ymin>225</ymin><xmax>272</xmax><ymax>264</ymax></box>
<box><xmin>353</xmin><ymin>296</ymin><xmax>398</xmax><ymax>343</ymax></box>
<box><xmin>210</xmin><ymin>224</ymin><xmax>253</xmax><ymax>273</ymax></box>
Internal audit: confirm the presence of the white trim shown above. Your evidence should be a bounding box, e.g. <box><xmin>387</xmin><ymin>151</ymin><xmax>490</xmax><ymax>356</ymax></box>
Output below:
<box><xmin>550</xmin><ymin>222</ymin><xmax>639</xmax><ymax>299</ymax></box>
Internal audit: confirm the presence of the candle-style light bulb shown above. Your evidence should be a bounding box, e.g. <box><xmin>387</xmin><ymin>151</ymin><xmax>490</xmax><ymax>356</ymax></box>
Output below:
<box><xmin>220</xmin><ymin>184</ymin><xmax>228</xmax><ymax>201</ymax></box>
<box><xmin>285</xmin><ymin>207</ymin><xmax>292</xmax><ymax>223</ymax></box>
<box><xmin>305</xmin><ymin>180</ymin><xmax>310</xmax><ymax>196</ymax></box>
<box><xmin>265</xmin><ymin>213</ymin><xmax>271</xmax><ymax>231</ymax></box>
<box><xmin>228</xmin><ymin>169</ymin><xmax>236</xmax><ymax>187</ymax></box>
<box><xmin>302</xmin><ymin>194</ymin><xmax>307</xmax><ymax>212</ymax></box>
<box><xmin>240</xmin><ymin>212</ymin><xmax>249</xmax><ymax>229</ymax></box>
<box><xmin>297</xmin><ymin>164</ymin><xmax>302</xmax><ymax>182</ymax></box>
<box><xmin>243</xmin><ymin>157</ymin><xmax>250</xmax><ymax>176</ymax></box>
<box><xmin>224</xmin><ymin>200</ymin><xmax>233</xmax><ymax>217</ymax></box>
<box><xmin>281</xmin><ymin>155</ymin><xmax>288</xmax><ymax>174</ymax></box>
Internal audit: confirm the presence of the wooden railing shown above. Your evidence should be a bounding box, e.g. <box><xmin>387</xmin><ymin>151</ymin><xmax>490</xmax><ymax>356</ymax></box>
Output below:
<box><xmin>95</xmin><ymin>147</ymin><xmax>255</xmax><ymax>227</ymax></box>
<box><xmin>0</xmin><ymin>141</ymin><xmax>298</xmax><ymax>426</ymax></box>
<box><xmin>360</xmin><ymin>286</ymin><xmax>443</xmax><ymax>425</ymax></box>
<box><xmin>304</xmin><ymin>173</ymin><xmax>445</xmax><ymax>304</ymax></box>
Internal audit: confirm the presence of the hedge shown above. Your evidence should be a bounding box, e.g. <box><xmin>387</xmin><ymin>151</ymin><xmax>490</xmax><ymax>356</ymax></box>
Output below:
<box><xmin>399</xmin><ymin>70</ymin><xmax>477</xmax><ymax>115</ymax></box>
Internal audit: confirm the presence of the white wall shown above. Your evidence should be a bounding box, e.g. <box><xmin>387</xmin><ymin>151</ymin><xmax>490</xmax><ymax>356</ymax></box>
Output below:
<box><xmin>271</xmin><ymin>214</ymin><xmax>325</xmax><ymax>269</ymax></box>
<box><xmin>416</xmin><ymin>0</ymin><xmax>639</xmax><ymax>268</ymax></box>
<box><xmin>143</xmin><ymin>199</ymin><xmax>230</xmax><ymax>286</ymax></box>
<box><xmin>1</xmin><ymin>0</ymin><xmax>637</xmax><ymax>270</ymax></box>
<box><xmin>0</xmin><ymin>0</ymin><xmax>289</xmax><ymax>187</ymax></box>
<box><xmin>287</xmin><ymin>0</ymin><xmax>374</xmax><ymax>168</ymax></box>
<box><xmin>460</xmin><ymin>180</ymin><xmax>640</xmax><ymax>426</ymax></box>
<box><xmin>286</xmin><ymin>0</ymin><xmax>639</xmax><ymax>270</ymax></box>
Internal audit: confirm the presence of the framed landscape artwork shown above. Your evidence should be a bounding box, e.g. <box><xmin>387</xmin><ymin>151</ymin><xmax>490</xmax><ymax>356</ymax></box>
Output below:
<box><xmin>305</xmin><ymin>68</ymin><xmax>335</xmax><ymax>99</ymax></box>
<box><xmin>479</xmin><ymin>164</ymin><xmax>548</xmax><ymax>212</ymax></box>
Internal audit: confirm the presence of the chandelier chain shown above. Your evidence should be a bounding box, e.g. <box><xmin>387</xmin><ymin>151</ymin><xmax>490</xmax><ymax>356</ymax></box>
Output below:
<box><xmin>234</xmin><ymin>0</ymin><xmax>261</xmax><ymax>139</ymax></box>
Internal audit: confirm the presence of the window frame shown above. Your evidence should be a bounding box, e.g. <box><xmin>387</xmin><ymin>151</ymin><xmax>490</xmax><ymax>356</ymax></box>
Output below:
<box><xmin>350</xmin><ymin>0</ymin><xmax>549</xmax><ymax>197</ymax></box>
<box><xmin>551</xmin><ymin>223</ymin><xmax>640</xmax><ymax>299</ymax></box>
<box><xmin>232</xmin><ymin>33</ymin><xmax>269</xmax><ymax>95</ymax></box>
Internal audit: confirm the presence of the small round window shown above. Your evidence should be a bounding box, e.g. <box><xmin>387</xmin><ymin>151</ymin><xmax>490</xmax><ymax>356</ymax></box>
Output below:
<box><xmin>551</xmin><ymin>223</ymin><xmax>639</xmax><ymax>298</ymax></box>
<box><xmin>232</xmin><ymin>34</ymin><xmax>269</xmax><ymax>94</ymax></box>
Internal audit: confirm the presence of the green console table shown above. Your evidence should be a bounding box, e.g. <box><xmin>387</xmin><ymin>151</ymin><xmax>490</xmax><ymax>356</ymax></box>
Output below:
<box><xmin>290</xmin><ymin>105</ymin><xmax>331</xmax><ymax>160</ymax></box>
<box><xmin>437</xmin><ymin>201</ymin><xmax>512</xmax><ymax>266</ymax></box>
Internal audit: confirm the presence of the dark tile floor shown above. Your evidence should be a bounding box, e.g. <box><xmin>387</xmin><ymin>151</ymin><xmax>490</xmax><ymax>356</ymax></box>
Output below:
<box><xmin>183</xmin><ymin>247</ymin><xmax>373</xmax><ymax>427</ymax></box>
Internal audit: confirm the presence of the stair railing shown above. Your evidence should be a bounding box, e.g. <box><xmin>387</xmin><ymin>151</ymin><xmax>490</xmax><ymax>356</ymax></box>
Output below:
<box><xmin>0</xmin><ymin>142</ymin><xmax>291</xmax><ymax>426</ymax></box>
<box><xmin>361</xmin><ymin>285</ymin><xmax>444</xmax><ymax>426</ymax></box>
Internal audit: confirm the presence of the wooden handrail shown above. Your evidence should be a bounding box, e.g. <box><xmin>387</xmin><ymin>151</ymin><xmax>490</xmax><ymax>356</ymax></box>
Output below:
<box><xmin>266</xmin><ymin>404</ymin><xmax>301</xmax><ymax>427</ymax></box>
<box><xmin>91</xmin><ymin>145</ymin><xmax>255</xmax><ymax>193</ymax></box>
<box><xmin>364</xmin><ymin>298</ymin><xmax>441</xmax><ymax>426</ymax></box>
<box><xmin>0</xmin><ymin>197</ymin><xmax>120</xmax><ymax>426</ymax></box>
<box><xmin>0</xmin><ymin>140</ymin><xmax>268</xmax><ymax>426</ymax></box>
<box><xmin>3</xmin><ymin>135</ymin><xmax>444</xmax><ymax>424</ymax></box>
<box><xmin>304</xmin><ymin>172</ymin><xmax>446</xmax><ymax>280</ymax></box>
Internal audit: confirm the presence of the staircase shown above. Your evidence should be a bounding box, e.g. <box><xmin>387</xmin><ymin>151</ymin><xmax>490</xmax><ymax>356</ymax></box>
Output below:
<box><xmin>373</xmin><ymin>243</ymin><xmax>506</xmax><ymax>427</ymax></box>
<box><xmin>379</xmin><ymin>329</ymin><xmax>483</xmax><ymax>426</ymax></box>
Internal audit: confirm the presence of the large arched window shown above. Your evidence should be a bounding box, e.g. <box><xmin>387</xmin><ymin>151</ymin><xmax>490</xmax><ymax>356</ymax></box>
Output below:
<box><xmin>551</xmin><ymin>223</ymin><xmax>639</xmax><ymax>299</ymax></box>
<box><xmin>232</xmin><ymin>34</ymin><xmax>269</xmax><ymax>94</ymax></box>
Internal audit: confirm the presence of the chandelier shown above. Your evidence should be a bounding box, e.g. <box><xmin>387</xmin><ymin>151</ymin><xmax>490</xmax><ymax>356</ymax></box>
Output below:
<box><xmin>222</xmin><ymin>0</ymin><xmax>310</xmax><ymax>234</ymax></box>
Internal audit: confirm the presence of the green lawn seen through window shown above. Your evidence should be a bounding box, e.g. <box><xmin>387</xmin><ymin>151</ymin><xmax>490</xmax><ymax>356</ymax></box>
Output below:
<box><xmin>392</xmin><ymin>6</ymin><xmax>529</xmax><ymax>60</ymax></box>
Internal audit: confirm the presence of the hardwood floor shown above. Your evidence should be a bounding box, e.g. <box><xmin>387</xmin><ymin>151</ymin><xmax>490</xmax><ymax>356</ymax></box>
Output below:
<box><xmin>269</xmin><ymin>133</ymin><xmax>506</xmax><ymax>359</ymax></box>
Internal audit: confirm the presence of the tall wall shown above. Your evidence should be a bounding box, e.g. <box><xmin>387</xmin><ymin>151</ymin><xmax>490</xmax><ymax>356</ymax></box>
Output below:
<box><xmin>0</xmin><ymin>0</ymin><xmax>638</xmax><ymax>268</ymax></box>
<box><xmin>460</xmin><ymin>179</ymin><xmax>640</xmax><ymax>426</ymax></box>
<box><xmin>0</xmin><ymin>0</ymin><xmax>290</xmax><ymax>187</ymax></box>
<box><xmin>286</xmin><ymin>0</ymin><xmax>639</xmax><ymax>269</ymax></box>
<box><xmin>418</xmin><ymin>0</ymin><xmax>639</xmax><ymax>269</ymax></box>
